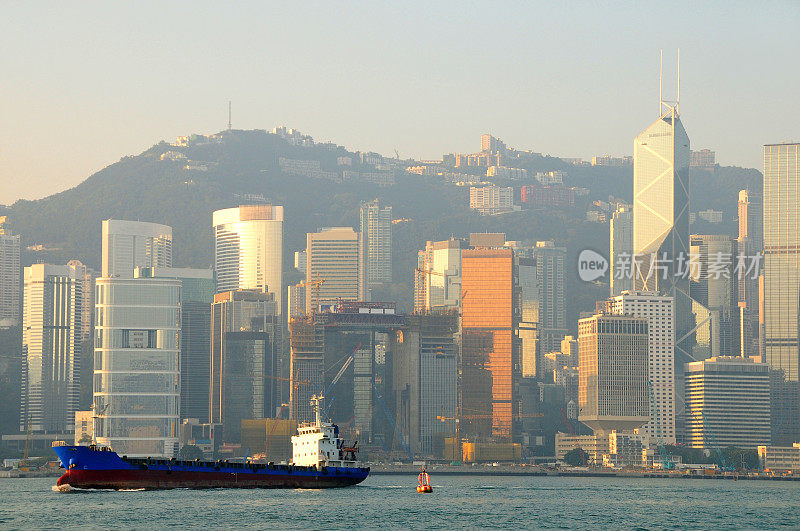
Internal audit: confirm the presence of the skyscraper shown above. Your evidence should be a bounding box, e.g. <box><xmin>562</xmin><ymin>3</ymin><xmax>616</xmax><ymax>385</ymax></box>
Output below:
<box><xmin>101</xmin><ymin>219</ymin><xmax>173</xmax><ymax>278</ymax></box>
<box><xmin>143</xmin><ymin>266</ymin><xmax>215</xmax><ymax>423</ymax></box>
<box><xmin>360</xmin><ymin>199</ymin><xmax>392</xmax><ymax>286</ymax></box>
<box><xmin>0</xmin><ymin>218</ymin><xmax>21</xmax><ymax>328</ymax></box>
<box><xmin>94</xmin><ymin>273</ymin><xmax>181</xmax><ymax>457</ymax></box>
<box><xmin>737</xmin><ymin>189</ymin><xmax>762</xmax><ymax>357</ymax></box>
<box><xmin>20</xmin><ymin>264</ymin><xmax>81</xmax><ymax>433</ymax></box>
<box><xmin>66</xmin><ymin>260</ymin><xmax>98</xmax><ymax>410</ymax></box>
<box><xmin>689</xmin><ymin>234</ymin><xmax>738</xmax><ymax>358</ymax></box>
<box><xmin>534</xmin><ymin>241</ymin><xmax>567</xmax><ymax>354</ymax></box>
<box><xmin>607</xmin><ymin>291</ymin><xmax>676</xmax><ymax>444</ymax></box>
<box><xmin>684</xmin><ymin>356</ymin><xmax>770</xmax><ymax>449</ymax></box>
<box><xmin>460</xmin><ymin>247</ymin><xmax>518</xmax><ymax>441</ymax></box>
<box><xmin>610</xmin><ymin>205</ymin><xmax>633</xmax><ymax>296</ymax></box>
<box><xmin>763</xmin><ymin>142</ymin><xmax>800</xmax><ymax>442</ymax></box>
<box><xmin>414</xmin><ymin>238</ymin><xmax>463</xmax><ymax>313</ymax></box>
<box><xmin>305</xmin><ymin>227</ymin><xmax>365</xmax><ymax>313</ymax></box>
<box><xmin>578</xmin><ymin>313</ymin><xmax>650</xmax><ymax>434</ymax></box>
<box><xmin>632</xmin><ymin>98</ymin><xmax>691</xmax><ymax>361</ymax></box>
<box><xmin>210</xmin><ymin>290</ymin><xmax>281</xmax><ymax>444</ymax></box>
<box><xmin>213</xmin><ymin>205</ymin><xmax>284</xmax><ymax>308</ymax></box>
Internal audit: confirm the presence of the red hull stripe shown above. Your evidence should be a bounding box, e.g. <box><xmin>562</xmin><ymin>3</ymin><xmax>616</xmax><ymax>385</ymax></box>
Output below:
<box><xmin>57</xmin><ymin>469</ymin><xmax>367</xmax><ymax>490</ymax></box>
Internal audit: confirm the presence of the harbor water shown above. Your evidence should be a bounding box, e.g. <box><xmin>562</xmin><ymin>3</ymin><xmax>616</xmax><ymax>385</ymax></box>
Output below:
<box><xmin>1</xmin><ymin>474</ymin><xmax>799</xmax><ymax>529</ymax></box>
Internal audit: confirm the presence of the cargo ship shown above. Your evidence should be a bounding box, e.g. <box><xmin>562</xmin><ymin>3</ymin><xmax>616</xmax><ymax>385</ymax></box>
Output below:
<box><xmin>53</xmin><ymin>396</ymin><xmax>369</xmax><ymax>490</ymax></box>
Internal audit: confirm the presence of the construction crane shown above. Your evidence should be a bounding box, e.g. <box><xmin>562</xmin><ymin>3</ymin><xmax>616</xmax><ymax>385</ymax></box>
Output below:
<box><xmin>295</xmin><ymin>278</ymin><xmax>325</xmax><ymax>313</ymax></box>
<box><xmin>372</xmin><ymin>378</ymin><xmax>414</xmax><ymax>461</ymax></box>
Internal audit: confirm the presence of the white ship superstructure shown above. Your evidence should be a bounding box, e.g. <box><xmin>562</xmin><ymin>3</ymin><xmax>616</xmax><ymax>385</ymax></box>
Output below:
<box><xmin>291</xmin><ymin>396</ymin><xmax>360</xmax><ymax>468</ymax></box>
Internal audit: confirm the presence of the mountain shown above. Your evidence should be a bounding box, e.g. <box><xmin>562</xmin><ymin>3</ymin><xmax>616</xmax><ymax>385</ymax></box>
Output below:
<box><xmin>2</xmin><ymin>129</ymin><xmax>761</xmax><ymax>324</ymax></box>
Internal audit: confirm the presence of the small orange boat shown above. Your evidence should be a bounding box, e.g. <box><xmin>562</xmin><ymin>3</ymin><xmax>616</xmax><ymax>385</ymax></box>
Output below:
<box><xmin>417</xmin><ymin>468</ymin><xmax>432</xmax><ymax>493</ymax></box>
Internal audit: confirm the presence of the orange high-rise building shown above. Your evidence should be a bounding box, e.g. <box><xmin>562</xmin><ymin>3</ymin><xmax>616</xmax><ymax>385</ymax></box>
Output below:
<box><xmin>460</xmin><ymin>247</ymin><xmax>518</xmax><ymax>441</ymax></box>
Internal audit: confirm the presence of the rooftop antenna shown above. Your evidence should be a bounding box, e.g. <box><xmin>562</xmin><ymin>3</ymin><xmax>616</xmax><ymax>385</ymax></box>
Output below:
<box><xmin>659</xmin><ymin>49</ymin><xmax>663</xmax><ymax>115</ymax></box>
<box><xmin>676</xmin><ymin>48</ymin><xmax>680</xmax><ymax>114</ymax></box>
<box><xmin>228</xmin><ymin>101</ymin><xmax>232</xmax><ymax>131</ymax></box>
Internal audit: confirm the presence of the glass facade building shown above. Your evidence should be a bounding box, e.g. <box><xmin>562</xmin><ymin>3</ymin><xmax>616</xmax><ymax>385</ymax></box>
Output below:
<box><xmin>20</xmin><ymin>264</ymin><xmax>81</xmax><ymax>433</ymax></box>
<box><xmin>610</xmin><ymin>205</ymin><xmax>633</xmax><ymax>296</ymax></box>
<box><xmin>0</xmin><ymin>221</ymin><xmax>21</xmax><ymax>328</ymax></box>
<box><xmin>210</xmin><ymin>290</ymin><xmax>280</xmax><ymax>444</ymax></box>
<box><xmin>94</xmin><ymin>276</ymin><xmax>181</xmax><ymax>457</ymax></box>
<box><xmin>101</xmin><ymin>220</ymin><xmax>172</xmax><ymax>278</ymax></box>
<box><xmin>632</xmin><ymin>104</ymin><xmax>692</xmax><ymax>360</ymax></box>
<box><xmin>461</xmin><ymin>248</ymin><xmax>517</xmax><ymax>441</ymax></box>
<box><xmin>737</xmin><ymin>189</ymin><xmax>762</xmax><ymax>357</ymax></box>
<box><xmin>213</xmin><ymin>205</ymin><xmax>284</xmax><ymax>309</ymax></box>
<box><xmin>763</xmin><ymin>143</ymin><xmax>800</xmax><ymax>443</ymax></box>
<box><xmin>360</xmin><ymin>199</ymin><xmax>392</xmax><ymax>286</ymax></box>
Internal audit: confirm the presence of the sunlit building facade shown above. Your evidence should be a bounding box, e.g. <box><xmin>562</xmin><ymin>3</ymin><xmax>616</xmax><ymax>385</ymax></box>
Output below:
<box><xmin>305</xmin><ymin>227</ymin><xmax>365</xmax><ymax>313</ymax></box>
<box><xmin>414</xmin><ymin>238</ymin><xmax>463</xmax><ymax>313</ymax></box>
<box><xmin>20</xmin><ymin>264</ymin><xmax>81</xmax><ymax>433</ymax></box>
<box><xmin>213</xmin><ymin>205</ymin><xmax>284</xmax><ymax>308</ymax></box>
<box><xmin>94</xmin><ymin>275</ymin><xmax>181</xmax><ymax>457</ymax></box>
<box><xmin>578</xmin><ymin>313</ymin><xmax>649</xmax><ymax>434</ymax></box>
<box><xmin>460</xmin><ymin>248</ymin><xmax>517</xmax><ymax>441</ymax></box>
<box><xmin>101</xmin><ymin>219</ymin><xmax>172</xmax><ymax>278</ymax></box>
<box><xmin>360</xmin><ymin>199</ymin><xmax>392</xmax><ymax>286</ymax></box>
<box><xmin>632</xmin><ymin>104</ymin><xmax>691</xmax><ymax>359</ymax></box>
<box><xmin>0</xmin><ymin>219</ymin><xmax>21</xmax><ymax>328</ymax></box>
<box><xmin>763</xmin><ymin>142</ymin><xmax>800</xmax><ymax>443</ymax></box>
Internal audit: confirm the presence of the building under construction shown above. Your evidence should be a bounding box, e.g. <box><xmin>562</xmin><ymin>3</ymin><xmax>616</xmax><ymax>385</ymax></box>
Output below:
<box><xmin>289</xmin><ymin>302</ymin><xmax>405</xmax><ymax>450</ymax></box>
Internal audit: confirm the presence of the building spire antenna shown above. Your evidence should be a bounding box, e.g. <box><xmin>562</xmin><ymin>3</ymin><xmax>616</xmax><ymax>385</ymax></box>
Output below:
<box><xmin>676</xmin><ymin>48</ymin><xmax>680</xmax><ymax>113</ymax></box>
<box><xmin>659</xmin><ymin>49</ymin><xmax>663</xmax><ymax>115</ymax></box>
<box><xmin>228</xmin><ymin>101</ymin><xmax>232</xmax><ymax>131</ymax></box>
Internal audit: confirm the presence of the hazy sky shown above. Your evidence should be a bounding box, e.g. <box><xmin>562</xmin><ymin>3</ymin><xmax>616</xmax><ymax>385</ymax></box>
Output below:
<box><xmin>2</xmin><ymin>1</ymin><xmax>798</xmax><ymax>204</ymax></box>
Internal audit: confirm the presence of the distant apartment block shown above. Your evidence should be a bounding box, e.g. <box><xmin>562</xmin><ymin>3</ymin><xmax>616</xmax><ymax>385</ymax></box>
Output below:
<box><xmin>690</xmin><ymin>149</ymin><xmax>716</xmax><ymax>168</ymax></box>
<box><xmin>591</xmin><ymin>155</ymin><xmax>633</xmax><ymax>167</ymax></box>
<box><xmin>272</xmin><ymin>126</ymin><xmax>314</xmax><ymax>146</ymax></box>
<box><xmin>486</xmin><ymin>166</ymin><xmax>527</xmax><ymax>180</ymax></box>
<box><xmin>0</xmin><ymin>218</ymin><xmax>21</xmax><ymax>328</ymax></box>
<box><xmin>278</xmin><ymin>157</ymin><xmax>340</xmax><ymax>182</ymax></box>
<box><xmin>101</xmin><ymin>219</ymin><xmax>173</xmax><ymax>278</ymax></box>
<box><xmin>520</xmin><ymin>185</ymin><xmax>575</xmax><ymax>208</ymax></box>
<box><xmin>697</xmin><ymin>209</ymin><xmax>723</xmax><ymax>223</ymax></box>
<box><xmin>469</xmin><ymin>185</ymin><xmax>515</xmax><ymax>215</ymax></box>
<box><xmin>535</xmin><ymin>171</ymin><xmax>564</xmax><ymax>185</ymax></box>
<box><xmin>481</xmin><ymin>134</ymin><xmax>507</xmax><ymax>154</ymax></box>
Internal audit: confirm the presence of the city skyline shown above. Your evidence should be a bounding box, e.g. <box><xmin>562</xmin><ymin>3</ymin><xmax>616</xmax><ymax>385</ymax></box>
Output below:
<box><xmin>2</xmin><ymin>2</ymin><xmax>800</xmax><ymax>204</ymax></box>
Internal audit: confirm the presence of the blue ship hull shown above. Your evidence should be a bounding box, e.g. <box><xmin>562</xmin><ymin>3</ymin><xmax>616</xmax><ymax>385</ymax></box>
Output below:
<box><xmin>53</xmin><ymin>446</ymin><xmax>369</xmax><ymax>490</ymax></box>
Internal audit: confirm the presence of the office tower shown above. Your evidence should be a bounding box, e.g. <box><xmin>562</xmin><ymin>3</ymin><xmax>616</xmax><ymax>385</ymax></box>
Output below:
<box><xmin>578</xmin><ymin>313</ymin><xmax>650</xmax><ymax>434</ymax></box>
<box><xmin>305</xmin><ymin>227</ymin><xmax>365</xmax><ymax>313</ymax></box>
<box><xmin>518</xmin><ymin>256</ymin><xmax>539</xmax><ymax>378</ymax></box>
<box><xmin>689</xmin><ymin>234</ymin><xmax>738</xmax><ymax>358</ymax></box>
<box><xmin>287</xmin><ymin>283</ymin><xmax>306</xmax><ymax>324</ymax></box>
<box><xmin>101</xmin><ymin>219</ymin><xmax>173</xmax><ymax>278</ymax></box>
<box><xmin>19</xmin><ymin>264</ymin><xmax>81</xmax><ymax>433</ymax></box>
<box><xmin>534</xmin><ymin>241</ymin><xmax>567</xmax><ymax>354</ymax></box>
<box><xmin>213</xmin><ymin>205</ymin><xmax>284</xmax><ymax>308</ymax></box>
<box><xmin>414</xmin><ymin>239</ymin><xmax>463</xmax><ymax>313</ymax></box>
<box><xmin>763</xmin><ymin>142</ymin><xmax>800</xmax><ymax>443</ymax></box>
<box><xmin>461</xmin><ymin>247</ymin><xmax>518</xmax><ymax>440</ymax></box>
<box><xmin>609</xmin><ymin>205</ymin><xmax>633</xmax><ymax>296</ymax></box>
<box><xmin>737</xmin><ymin>189</ymin><xmax>762</xmax><ymax>357</ymax></box>
<box><xmin>390</xmin><ymin>314</ymin><xmax>458</xmax><ymax>455</ymax></box>
<box><xmin>607</xmin><ymin>292</ymin><xmax>676</xmax><ymax>444</ymax></box>
<box><xmin>360</xmin><ymin>199</ymin><xmax>392</xmax><ymax>286</ymax></box>
<box><xmin>684</xmin><ymin>356</ymin><xmax>770</xmax><ymax>449</ymax></box>
<box><xmin>94</xmin><ymin>273</ymin><xmax>181</xmax><ymax>457</ymax></box>
<box><xmin>561</xmin><ymin>336</ymin><xmax>579</xmax><ymax>367</ymax></box>
<box><xmin>289</xmin><ymin>302</ymin><xmax>402</xmax><ymax>444</ymax></box>
<box><xmin>0</xmin><ymin>218</ymin><xmax>21</xmax><ymax>328</ymax></box>
<box><xmin>67</xmin><ymin>260</ymin><xmax>98</xmax><ymax>409</ymax></box>
<box><xmin>210</xmin><ymin>290</ymin><xmax>281</xmax><ymax>444</ymax></box>
<box><xmin>632</xmin><ymin>95</ymin><xmax>691</xmax><ymax>362</ymax></box>
<box><xmin>143</xmin><ymin>267</ymin><xmax>214</xmax><ymax>422</ymax></box>
<box><xmin>294</xmin><ymin>250</ymin><xmax>307</xmax><ymax>274</ymax></box>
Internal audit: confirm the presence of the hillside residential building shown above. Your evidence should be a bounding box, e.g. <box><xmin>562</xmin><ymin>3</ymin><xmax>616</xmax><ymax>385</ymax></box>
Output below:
<box><xmin>469</xmin><ymin>185</ymin><xmax>514</xmax><ymax>215</ymax></box>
